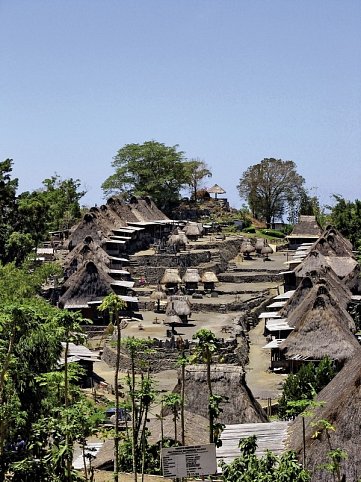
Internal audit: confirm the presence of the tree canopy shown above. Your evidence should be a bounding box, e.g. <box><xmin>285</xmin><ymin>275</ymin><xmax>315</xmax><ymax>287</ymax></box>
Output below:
<box><xmin>327</xmin><ymin>195</ymin><xmax>361</xmax><ymax>249</ymax></box>
<box><xmin>102</xmin><ymin>141</ymin><xmax>189</xmax><ymax>212</ymax></box>
<box><xmin>183</xmin><ymin>159</ymin><xmax>212</xmax><ymax>202</ymax></box>
<box><xmin>0</xmin><ymin>160</ymin><xmax>86</xmax><ymax>264</ymax></box>
<box><xmin>237</xmin><ymin>158</ymin><xmax>305</xmax><ymax>227</ymax></box>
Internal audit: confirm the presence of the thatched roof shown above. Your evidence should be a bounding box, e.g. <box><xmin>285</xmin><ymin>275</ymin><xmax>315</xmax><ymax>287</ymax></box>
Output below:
<box><xmin>166</xmin><ymin>296</ymin><xmax>192</xmax><ymax>316</ymax></box>
<box><xmin>167</xmin><ymin>233</ymin><xmax>188</xmax><ymax>247</ymax></box>
<box><xmin>129</xmin><ymin>196</ymin><xmax>169</xmax><ymax>222</ymax></box>
<box><xmin>161</xmin><ymin>268</ymin><xmax>182</xmax><ymax>284</ymax></box>
<box><xmin>58</xmin><ymin>261</ymin><xmax>113</xmax><ymax>308</ymax></box>
<box><xmin>164</xmin><ymin>314</ymin><xmax>183</xmax><ymax>325</ymax></box>
<box><xmin>289</xmin><ymin>215</ymin><xmax>322</xmax><ymax>237</ymax></box>
<box><xmin>150</xmin><ymin>288</ymin><xmax>167</xmax><ymax>301</ymax></box>
<box><xmin>172</xmin><ymin>364</ymin><xmax>267</xmax><ymax>425</ymax></box>
<box><xmin>182</xmin><ymin>268</ymin><xmax>200</xmax><ymax>283</ymax></box>
<box><xmin>62</xmin><ymin>237</ymin><xmax>111</xmax><ymax>272</ymax></box>
<box><xmin>279</xmin><ymin>269</ymin><xmax>352</xmax><ymax>318</ymax></box>
<box><xmin>240</xmin><ymin>241</ymin><xmax>255</xmax><ymax>254</ymax></box>
<box><xmin>183</xmin><ymin>223</ymin><xmax>202</xmax><ymax>237</ymax></box>
<box><xmin>313</xmin><ymin>226</ymin><xmax>353</xmax><ymax>257</ymax></box>
<box><xmin>106</xmin><ymin>196</ymin><xmax>140</xmax><ymax>223</ymax></box>
<box><xmin>66</xmin><ymin>210</ymin><xmax>115</xmax><ymax>250</ymax></box>
<box><xmin>285</xmin><ymin>284</ymin><xmax>355</xmax><ymax>332</ymax></box>
<box><xmin>279</xmin><ymin>294</ymin><xmax>360</xmax><ymax>363</ymax></box>
<box><xmin>288</xmin><ymin>349</ymin><xmax>361</xmax><ymax>481</ymax></box>
<box><xmin>207</xmin><ymin>184</ymin><xmax>226</xmax><ymax>195</ymax></box>
<box><xmin>201</xmin><ymin>271</ymin><xmax>219</xmax><ymax>283</ymax></box>
<box><xmin>294</xmin><ymin>250</ymin><xmax>358</xmax><ymax>280</ymax></box>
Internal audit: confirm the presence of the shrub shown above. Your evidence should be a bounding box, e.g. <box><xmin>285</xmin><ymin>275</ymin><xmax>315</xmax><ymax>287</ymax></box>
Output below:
<box><xmin>260</xmin><ymin>228</ymin><xmax>285</xmax><ymax>238</ymax></box>
<box><xmin>242</xmin><ymin>226</ymin><xmax>256</xmax><ymax>234</ymax></box>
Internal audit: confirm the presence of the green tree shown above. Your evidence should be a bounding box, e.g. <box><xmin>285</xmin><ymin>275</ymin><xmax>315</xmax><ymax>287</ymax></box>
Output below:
<box><xmin>237</xmin><ymin>158</ymin><xmax>305</xmax><ymax>228</ymax></box>
<box><xmin>102</xmin><ymin>141</ymin><xmax>187</xmax><ymax>212</ymax></box>
<box><xmin>0</xmin><ymin>159</ymin><xmax>19</xmax><ymax>262</ymax></box>
<box><xmin>278</xmin><ymin>358</ymin><xmax>335</xmax><ymax>420</ymax></box>
<box><xmin>98</xmin><ymin>294</ymin><xmax>127</xmax><ymax>482</ymax></box>
<box><xmin>220</xmin><ymin>435</ymin><xmax>310</xmax><ymax>481</ymax></box>
<box><xmin>192</xmin><ymin>329</ymin><xmax>222</xmax><ymax>444</ymax></box>
<box><xmin>163</xmin><ymin>393</ymin><xmax>182</xmax><ymax>444</ymax></box>
<box><xmin>327</xmin><ymin>195</ymin><xmax>361</xmax><ymax>249</ymax></box>
<box><xmin>183</xmin><ymin>158</ymin><xmax>212</xmax><ymax>202</ymax></box>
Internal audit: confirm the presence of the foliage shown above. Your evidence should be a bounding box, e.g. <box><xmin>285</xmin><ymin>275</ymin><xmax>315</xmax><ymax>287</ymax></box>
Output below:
<box><xmin>259</xmin><ymin>228</ymin><xmax>285</xmax><ymax>238</ymax></box>
<box><xmin>101</xmin><ymin>141</ymin><xmax>188</xmax><ymax>212</ymax></box>
<box><xmin>242</xmin><ymin>226</ymin><xmax>256</xmax><ymax>234</ymax></box>
<box><xmin>0</xmin><ymin>159</ymin><xmax>86</xmax><ymax>264</ymax></box>
<box><xmin>237</xmin><ymin>158</ymin><xmax>305</xmax><ymax>227</ymax></box>
<box><xmin>220</xmin><ymin>435</ymin><xmax>311</xmax><ymax>481</ymax></box>
<box><xmin>278</xmin><ymin>358</ymin><xmax>336</xmax><ymax>420</ymax></box>
<box><xmin>183</xmin><ymin>158</ymin><xmax>212</xmax><ymax>202</ymax></box>
<box><xmin>327</xmin><ymin>195</ymin><xmax>361</xmax><ymax>249</ymax></box>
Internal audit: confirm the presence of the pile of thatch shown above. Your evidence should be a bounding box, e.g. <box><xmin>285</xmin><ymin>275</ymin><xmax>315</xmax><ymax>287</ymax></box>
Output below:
<box><xmin>58</xmin><ymin>261</ymin><xmax>113</xmax><ymax>308</ymax></box>
<box><xmin>288</xmin><ymin>350</ymin><xmax>361</xmax><ymax>481</ymax></box>
<box><xmin>279</xmin><ymin>293</ymin><xmax>359</xmax><ymax>364</ymax></box>
<box><xmin>173</xmin><ymin>364</ymin><xmax>267</xmax><ymax>425</ymax></box>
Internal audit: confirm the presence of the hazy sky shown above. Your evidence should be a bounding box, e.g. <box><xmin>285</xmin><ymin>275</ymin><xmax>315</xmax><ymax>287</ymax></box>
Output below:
<box><xmin>1</xmin><ymin>0</ymin><xmax>360</xmax><ymax>210</ymax></box>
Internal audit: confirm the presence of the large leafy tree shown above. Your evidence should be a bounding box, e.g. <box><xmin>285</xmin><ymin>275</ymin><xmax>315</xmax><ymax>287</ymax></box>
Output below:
<box><xmin>102</xmin><ymin>141</ymin><xmax>187</xmax><ymax>211</ymax></box>
<box><xmin>237</xmin><ymin>158</ymin><xmax>305</xmax><ymax>227</ymax></box>
<box><xmin>327</xmin><ymin>195</ymin><xmax>361</xmax><ymax>249</ymax></box>
<box><xmin>183</xmin><ymin>159</ymin><xmax>212</xmax><ymax>202</ymax></box>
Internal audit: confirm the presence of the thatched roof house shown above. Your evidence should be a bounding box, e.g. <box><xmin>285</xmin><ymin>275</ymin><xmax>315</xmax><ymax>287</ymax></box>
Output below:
<box><xmin>182</xmin><ymin>268</ymin><xmax>200</xmax><ymax>291</ymax></box>
<box><xmin>201</xmin><ymin>271</ymin><xmax>219</xmax><ymax>284</ymax></box>
<box><xmin>183</xmin><ymin>222</ymin><xmax>202</xmax><ymax>240</ymax></box>
<box><xmin>166</xmin><ymin>296</ymin><xmax>192</xmax><ymax>322</ymax></box>
<box><xmin>279</xmin><ymin>293</ymin><xmax>360</xmax><ymax>367</ymax></box>
<box><xmin>207</xmin><ymin>184</ymin><xmax>226</xmax><ymax>198</ymax></box>
<box><xmin>128</xmin><ymin>196</ymin><xmax>169</xmax><ymax>222</ymax></box>
<box><xmin>173</xmin><ymin>364</ymin><xmax>267</xmax><ymax>425</ymax></box>
<box><xmin>62</xmin><ymin>236</ymin><xmax>112</xmax><ymax>276</ymax></box>
<box><xmin>58</xmin><ymin>261</ymin><xmax>114</xmax><ymax>313</ymax></box>
<box><xmin>313</xmin><ymin>226</ymin><xmax>353</xmax><ymax>257</ymax></box>
<box><xmin>161</xmin><ymin>268</ymin><xmax>182</xmax><ymax>290</ymax></box>
<box><xmin>288</xmin><ymin>350</ymin><xmax>361</xmax><ymax>481</ymax></box>
<box><xmin>106</xmin><ymin>196</ymin><xmax>141</xmax><ymax>223</ymax></box>
<box><xmin>287</xmin><ymin>215</ymin><xmax>322</xmax><ymax>249</ymax></box>
<box><xmin>66</xmin><ymin>210</ymin><xmax>115</xmax><ymax>250</ymax></box>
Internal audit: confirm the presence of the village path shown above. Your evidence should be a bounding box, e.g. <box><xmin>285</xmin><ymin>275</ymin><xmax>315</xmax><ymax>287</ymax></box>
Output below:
<box><xmin>245</xmin><ymin>319</ymin><xmax>286</xmax><ymax>404</ymax></box>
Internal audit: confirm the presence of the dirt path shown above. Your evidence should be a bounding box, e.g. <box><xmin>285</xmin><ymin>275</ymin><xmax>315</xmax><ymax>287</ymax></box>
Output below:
<box><xmin>245</xmin><ymin>320</ymin><xmax>286</xmax><ymax>403</ymax></box>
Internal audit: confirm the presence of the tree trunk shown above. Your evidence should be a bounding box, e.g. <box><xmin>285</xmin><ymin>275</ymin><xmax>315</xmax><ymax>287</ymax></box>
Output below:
<box><xmin>114</xmin><ymin>314</ymin><xmax>121</xmax><ymax>482</ymax></box>
<box><xmin>206</xmin><ymin>348</ymin><xmax>214</xmax><ymax>444</ymax></box>
<box><xmin>181</xmin><ymin>360</ymin><xmax>185</xmax><ymax>446</ymax></box>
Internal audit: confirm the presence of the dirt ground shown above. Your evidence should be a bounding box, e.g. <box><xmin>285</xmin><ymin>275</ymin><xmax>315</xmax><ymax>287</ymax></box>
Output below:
<box><xmin>92</xmin><ymin>471</ymin><xmax>171</xmax><ymax>482</ymax></box>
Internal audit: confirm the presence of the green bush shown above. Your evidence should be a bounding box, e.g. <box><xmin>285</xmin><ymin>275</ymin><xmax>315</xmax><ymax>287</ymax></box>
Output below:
<box><xmin>260</xmin><ymin>228</ymin><xmax>285</xmax><ymax>238</ymax></box>
<box><xmin>242</xmin><ymin>226</ymin><xmax>256</xmax><ymax>234</ymax></box>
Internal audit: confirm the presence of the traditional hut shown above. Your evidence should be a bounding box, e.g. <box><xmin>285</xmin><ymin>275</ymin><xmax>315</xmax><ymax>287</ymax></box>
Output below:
<box><xmin>207</xmin><ymin>184</ymin><xmax>226</xmax><ymax>200</ymax></box>
<box><xmin>183</xmin><ymin>222</ymin><xmax>202</xmax><ymax>241</ymax></box>
<box><xmin>261</xmin><ymin>244</ymin><xmax>273</xmax><ymax>260</ymax></box>
<box><xmin>166</xmin><ymin>295</ymin><xmax>192</xmax><ymax>323</ymax></box>
<box><xmin>240</xmin><ymin>240</ymin><xmax>256</xmax><ymax>259</ymax></box>
<box><xmin>278</xmin><ymin>293</ymin><xmax>360</xmax><ymax>371</ymax></box>
<box><xmin>286</xmin><ymin>215</ymin><xmax>322</xmax><ymax>250</ymax></box>
<box><xmin>288</xmin><ymin>349</ymin><xmax>361</xmax><ymax>481</ymax></box>
<box><xmin>66</xmin><ymin>210</ymin><xmax>114</xmax><ymax>251</ymax></box>
<box><xmin>171</xmin><ymin>364</ymin><xmax>267</xmax><ymax>425</ymax></box>
<box><xmin>167</xmin><ymin>232</ymin><xmax>188</xmax><ymax>252</ymax></box>
<box><xmin>255</xmin><ymin>238</ymin><xmax>266</xmax><ymax>254</ymax></box>
<box><xmin>150</xmin><ymin>286</ymin><xmax>167</xmax><ymax>312</ymax></box>
<box><xmin>182</xmin><ymin>268</ymin><xmax>201</xmax><ymax>293</ymax></box>
<box><xmin>161</xmin><ymin>268</ymin><xmax>182</xmax><ymax>293</ymax></box>
<box><xmin>58</xmin><ymin>261</ymin><xmax>114</xmax><ymax>319</ymax></box>
<box><xmin>313</xmin><ymin>226</ymin><xmax>353</xmax><ymax>257</ymax></box>
<box><xmin>62</xmin><ymin>236</ymin><xmax>112</xmax><ymax>278</ymax></box>
<box><xmin>201</xmin><ymin>271</ymin><xmax>219</xmax><ymax>292</ymax></box>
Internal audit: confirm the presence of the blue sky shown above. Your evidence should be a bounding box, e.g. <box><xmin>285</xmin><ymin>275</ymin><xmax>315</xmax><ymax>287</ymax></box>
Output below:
<box><xmin>1</xmin><ymin>0</ymin><xmax>360</xmax><ymax>210</ymax></box>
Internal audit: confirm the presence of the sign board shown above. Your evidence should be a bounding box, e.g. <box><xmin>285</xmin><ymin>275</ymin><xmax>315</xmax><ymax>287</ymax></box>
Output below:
<box><xmin>161</xmin><ymin>443</ymin><xmax>217</xmax><ymax>478</ymax></box>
